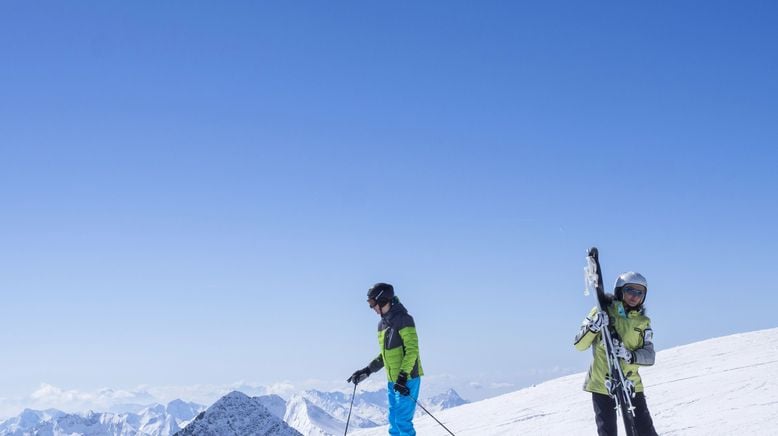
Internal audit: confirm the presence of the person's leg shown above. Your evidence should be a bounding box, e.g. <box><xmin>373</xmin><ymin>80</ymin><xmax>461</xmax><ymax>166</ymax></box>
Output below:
<box><xmin>388</xmin><ymin>377</ymin><xmax>420</xmax><ymax>436</ymax></box>
<box><xmin>632</xmin><ymin>393</ymin><xmax>658</xmax><ymax>436</ymax></box>
<box><xmin>387</xmin><ymin>381</ymin><xmax>400</xmax><ymax>435</ymax></box>
<box><xmin>592</xmin><ymin>392</ymin><xmax>618</xmax><ymax>436</ymax></box>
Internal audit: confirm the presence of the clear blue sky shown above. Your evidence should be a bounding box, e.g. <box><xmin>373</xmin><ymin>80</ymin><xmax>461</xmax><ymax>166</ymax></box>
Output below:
<box><xmin>1</xmin><ymin>1</ymin><xmax>777</xmax><ymax>405</ymax></box>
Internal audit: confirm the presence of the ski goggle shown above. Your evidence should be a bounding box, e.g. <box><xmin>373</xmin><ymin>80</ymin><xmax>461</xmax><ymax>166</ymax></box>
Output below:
<box><xmin>367</xmin><ymin>289</ymin><xmax>387</xmax><ymax>309</ymax></box>
<box><xmin>622</xmin><ymin>286</ymin><xmax>646</xmax><ymax>297</ymax></box>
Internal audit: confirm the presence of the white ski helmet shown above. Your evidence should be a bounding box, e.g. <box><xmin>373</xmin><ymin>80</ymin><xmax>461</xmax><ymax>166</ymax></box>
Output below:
<box><xmin>614</xmin><ymin>271</ymin><xmax>648</xmax><ymax>303</ymax></box>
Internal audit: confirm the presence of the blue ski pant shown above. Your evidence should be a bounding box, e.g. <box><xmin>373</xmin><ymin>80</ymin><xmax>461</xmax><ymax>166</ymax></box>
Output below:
<box><xmin>387</xmin><ymin>377</ymin><xmax>421</xmax><ymax>436</ymax></box>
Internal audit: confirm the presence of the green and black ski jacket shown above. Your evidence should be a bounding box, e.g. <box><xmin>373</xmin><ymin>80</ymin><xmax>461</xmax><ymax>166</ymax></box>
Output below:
<box><xmin>367</xmin><ymin>299</ymin><xmax>424</xmax><ymax>382</ymax></box>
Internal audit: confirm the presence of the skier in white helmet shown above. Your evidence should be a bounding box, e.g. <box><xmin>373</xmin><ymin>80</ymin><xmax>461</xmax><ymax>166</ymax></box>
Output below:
<box><xmin>574</xmin><ymin>271</ymin><xmax>658</xmax><ymax>436</ymax></box>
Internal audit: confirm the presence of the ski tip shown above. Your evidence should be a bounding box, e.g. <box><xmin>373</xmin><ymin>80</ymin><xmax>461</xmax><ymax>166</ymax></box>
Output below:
<box><xmin>587</xmin><ymin>247</ymin><xmax>599</xmax><ymax>258</ymax></box>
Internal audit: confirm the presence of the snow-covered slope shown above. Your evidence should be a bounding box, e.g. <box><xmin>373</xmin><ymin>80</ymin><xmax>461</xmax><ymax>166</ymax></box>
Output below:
<box><xmin>424</xmin><ymin>388</ymin><xmax>468</xmax><ymax>413</ymax></box>
<box><xmin>132</xmin><ymin>404</ymin><xmax>184</xmax><ymax>435</ymax></box>
<box><xmin>354</xmin><ymin>327</ymin><xmax>778</xmax><ymax>435</ymax></box>
<box><xmin>255</xmin><ymin>394</ymin><xmax>287</xmax><ymax>421</ymax></box>
<box><xmin>174</xmin><ymin>391</ymin><xmax>301</xmax><ymax>436</ymax></box>
<box><xmin>284</xmin><ymin>395</ymin><xmax>351</xmax><ymax>436</ymax></box>
<box><xmin>164</xmin><ymin>400</ymin><xmax>203</xmax><ymax>424</ymax></box>
<box><xmin>344</xmin><ymin>389</ymin><xmax>387</xmax><ymax>425</ymax></box>
<box><xmin>297</xmin><ymin>390</ymin><xmax>379</xmax><ymax>429</ymax></box>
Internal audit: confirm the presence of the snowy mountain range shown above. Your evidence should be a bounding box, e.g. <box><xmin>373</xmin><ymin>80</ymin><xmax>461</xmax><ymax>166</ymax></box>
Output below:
<box><xmin>0</xmin><ymin>386</ymin><xmax>466</xmax><ymax>436</ymax></box>
<box><xmin>169</xmin><ymin>386</ymin><xmax>466</xmax><ymax>436</ymax></box>
<box><xmin>0</xmin><ymin>400</ymin><xmax>203</xmax><ymax>436</ymax></box>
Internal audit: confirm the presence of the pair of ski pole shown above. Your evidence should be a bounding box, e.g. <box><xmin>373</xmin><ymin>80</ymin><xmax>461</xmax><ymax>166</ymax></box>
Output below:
<box><xmin>344</xmin><ymin>383</ymin><xmax>456</xmax><ymax>436</ymax></box>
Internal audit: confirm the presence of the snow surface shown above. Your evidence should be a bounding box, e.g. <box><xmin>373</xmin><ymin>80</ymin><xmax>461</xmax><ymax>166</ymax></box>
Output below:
<box><xmin>255</xmin><ymin>394</ymin><xmax>287</xmax><ymax>421</ymax></box>
<box><xmin>424</xmin><ymin>388</ymin><xmax>468</xmax><ymax>413</ymax></box>
<box><xmin>284</xmin><ymin>395</ymin><xmax>350</xmax><ymax>436</ymax></box>
<box><xmin>353</xmin><ymin>327</ymin><xmax>778</xmax><ymax>435</ymax></box>
<box><xmin>295</xmin><ymin>390</ymin><xmax>380</xmax><ymax>428</ymax></box>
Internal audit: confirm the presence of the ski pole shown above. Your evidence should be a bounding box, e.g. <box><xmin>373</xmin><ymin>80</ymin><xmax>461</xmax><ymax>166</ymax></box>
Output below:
<box><xmin>413</xmin><ymin>397</ymin><xmax>456</xmax><ymax>436</ymax></box>
<box><xmin>344</xmin><ymin>383</ymin><xmax>357</xmax><ymax>435</ymax></box>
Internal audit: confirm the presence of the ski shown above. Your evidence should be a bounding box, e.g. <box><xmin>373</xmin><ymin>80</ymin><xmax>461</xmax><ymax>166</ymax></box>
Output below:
<box><xmin>585</xmin><ymin>247</ymin><xmax>639</xmax><ymax>436</ymax></box>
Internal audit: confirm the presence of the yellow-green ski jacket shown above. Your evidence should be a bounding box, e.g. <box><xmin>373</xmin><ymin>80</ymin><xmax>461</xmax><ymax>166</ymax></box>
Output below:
<box><xmin>574</xmin><ymin>299</ymin><xmax>655</xmax><ymax>395</ymax></box>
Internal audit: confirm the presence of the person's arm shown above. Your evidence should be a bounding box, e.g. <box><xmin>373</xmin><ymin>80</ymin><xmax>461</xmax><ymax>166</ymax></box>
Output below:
<box><xmin>397</xmin><ymin>326</ymin><xmax>420</xmax><ymax>376</ymax></box>
<box><xmin>574</xmin><ymin>307</ymin><xmax>603</xmax><ymax>351</ymax></box>
<box><xmin>368</xmin><ymin>354</ymin><xmax>384</xmax><ymax>372</ymax></box>
<box><xmin>631</xmin><ymin>327</ymin><xmax>655</xmax><ymax>366</ymax></box>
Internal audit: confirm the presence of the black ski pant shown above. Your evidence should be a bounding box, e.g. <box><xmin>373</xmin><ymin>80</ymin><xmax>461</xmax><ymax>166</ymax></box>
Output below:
<box><xmin>592</xmin><ymin>392</ymin><xmax>657</xmax><ymax>436</ymax></box>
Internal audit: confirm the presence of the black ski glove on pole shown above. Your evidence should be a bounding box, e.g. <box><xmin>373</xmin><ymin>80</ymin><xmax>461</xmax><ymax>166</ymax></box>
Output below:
<box><xmin>393</xmin><ymin>372</ymin><xmax>410</xmax><ymax>396</ymax></box>
<box><xmin>347</xmin><ymin>367</ymin><xmax>371</xmax><ymax>385</ymax></box>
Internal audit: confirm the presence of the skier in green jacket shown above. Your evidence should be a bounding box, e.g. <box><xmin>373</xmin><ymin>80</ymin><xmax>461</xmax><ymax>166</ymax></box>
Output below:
<box><xmin>575</xmin><ymin>272</ymin><xmax>658</xmax><ymax>436</ymax></box>
<box><xmin>348</xmin><ymin>283</ymin><xmax>423</xmax><ymax>436</ymax></box>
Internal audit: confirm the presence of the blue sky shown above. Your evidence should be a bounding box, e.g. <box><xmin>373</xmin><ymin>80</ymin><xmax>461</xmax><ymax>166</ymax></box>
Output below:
<box><xmin>1</xmin><ymin>1</ymin><xmax>777</xmax><ymax>411</ymax></box>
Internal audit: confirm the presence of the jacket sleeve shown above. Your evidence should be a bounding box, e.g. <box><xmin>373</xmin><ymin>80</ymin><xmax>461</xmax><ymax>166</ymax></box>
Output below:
<box><xmin>574</xmin><ymin>307</ymin><xmax>600</xmax><ymax>351</ymax></box>
<box><xmin>397</xmin><ymin>326</ymin><xmax>420</xmax><ymax>376</ymax></box>
<box><xmin>631</xmin><ymin>326</ymin><xmax>655</xmax><ymax>366</ymax></box>
<box><xmin>368</xmin><ymin>354</ymin><xmax>384</xmax><ymax>373</ymax></box>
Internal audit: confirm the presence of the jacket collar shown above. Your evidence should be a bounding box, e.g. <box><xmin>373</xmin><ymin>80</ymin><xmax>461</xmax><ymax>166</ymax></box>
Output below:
<box><xmin>615</xmin><ymin>300</ymin><xmax>645</xmax><ymax>318</ymax></box>
<box><xmin>383</xmin><ymin>300</ymin><xmax>407</xmax><ymax>324</ymax></box>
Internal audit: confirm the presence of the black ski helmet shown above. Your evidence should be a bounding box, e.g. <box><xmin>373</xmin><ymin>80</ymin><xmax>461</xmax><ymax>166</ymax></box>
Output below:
<box><xmin>367</xmin><ymin>282</ymin><xmax>394</xmax><ymax>307</ymax></box>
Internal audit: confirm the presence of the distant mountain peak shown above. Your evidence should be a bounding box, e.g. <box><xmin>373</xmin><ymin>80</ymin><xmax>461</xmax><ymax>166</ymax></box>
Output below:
<box><xmin>175</xmin><ymin>391</ymin><xmax>301</xmax><ymax>436</ymax></box>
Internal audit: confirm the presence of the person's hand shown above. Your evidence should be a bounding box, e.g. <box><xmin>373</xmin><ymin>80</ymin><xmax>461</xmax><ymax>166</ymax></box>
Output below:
<box><xmin>587</xmin><ymin>311</ymin><xmax>609</xmax><ymax>333</ymax></box>
<box><xmin>612</xmin><ymin>339</ymin><xmax>634</xmax><ymax>363</ymax></box>
<box><xmin>347</xmin><ymin>367</ymin><xmax>371</xmax><ymax>385</ymax></box>
<box><xmin>393</xmin><ymin>372</ymin><xmax>410</xmax><ymax>396</ymax></box>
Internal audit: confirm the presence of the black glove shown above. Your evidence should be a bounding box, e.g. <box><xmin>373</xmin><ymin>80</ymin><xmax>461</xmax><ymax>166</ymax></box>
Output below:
<box><xmin>393</xmin><ymin>372</ymin><xmax>410</xmax><ymax>396</ymax></box>
<box><xmin>347</xmin><ymin>366</ymin><xmax>371</xmax><ymax>385</ymax></box>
